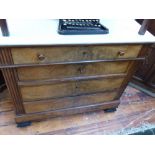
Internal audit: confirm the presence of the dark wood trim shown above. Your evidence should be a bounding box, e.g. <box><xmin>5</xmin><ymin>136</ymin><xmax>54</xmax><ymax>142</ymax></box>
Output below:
<box><xmin>132</xmin><ymin>44</ymin><xmax>155</xmax><ymax>83</ymax></box>
<box><xmin>143</xmin><ymin>64</ymin><xmax>155</xmax><ymax>82</ymax></box>
<box><xmin>0</xmin><ymin>19</ymin><xmax>9</xmax><ymax>36</ymax></box>
<box><xmin>130</xmin><ymin>80</ymin><xmax>155</xmax><ymax>97</ymax></box>
<box><xmin>0</xmin><ymin>69</ymin><xmax>6</xmax><ymax>92</ymax></box>
<box><xmin>0</xmin><ymin>48</ymin><xmax>25</xmax><ymax>114</ymax></box>
<box><xmin>18</xmin><ymin>73</ymin><xmax>126</xmax><ymax>86</ymax></box>
<box><xmin>0</xmin><ymin>57</ymin><xmax>145</xmax><ymax>69</ymax></box>
<box><xmin>15</xmin><ymin>99</ymin><xmax>120</xmax><ymax>123</ymax></box>
<box><xmin>138</xmin><ymin>19</ymin><xmax>151</xmax><ymax>35</ymax></box>
<box><xmin>115</xmin><ymin>45</ymin><xmax>148</xmax><ymax>99</ymax></box>
<box><xmin>132</xmin><ymin>75</ymin><xmax>143</xmax><ymax>82</ymax></box>
<box><xmin>137</xmin><ymin>19</ymin><xmax>155</xmax><ymax>36</ymax></box>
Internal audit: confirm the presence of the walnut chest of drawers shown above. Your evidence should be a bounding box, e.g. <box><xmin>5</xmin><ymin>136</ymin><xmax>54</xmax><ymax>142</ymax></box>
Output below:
<box><xmin>0</xmin><ymin>44</ymin><xmax>145</xmax><ymax>126</ymax></box>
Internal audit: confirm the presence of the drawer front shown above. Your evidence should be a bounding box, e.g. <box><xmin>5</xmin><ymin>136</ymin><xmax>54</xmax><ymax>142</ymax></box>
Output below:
<box><xmin>20</xmin><ymin>77</ymin><xmax>124</xmax><ymax>101</ymax></box>
<box><xmin>11</xmin><ymin>45</ymin><xmax>142</xmax><ymax>64</ymax></box>
<box><xmin>23</xmin><ymin>91</ymin><xmax>118</xmax><ymax>113</ymax></box>
<box><xmin>17</xmin><ymin>61</ymin><xmax>130</xmax><ymax>81</ymax></box>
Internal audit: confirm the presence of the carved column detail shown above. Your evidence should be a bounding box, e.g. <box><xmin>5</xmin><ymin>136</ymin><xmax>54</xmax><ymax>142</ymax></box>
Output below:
<box><xmin>0</xmin><ymin>48</ymin><xmax>25</xmax><ymax>114</ymax></box>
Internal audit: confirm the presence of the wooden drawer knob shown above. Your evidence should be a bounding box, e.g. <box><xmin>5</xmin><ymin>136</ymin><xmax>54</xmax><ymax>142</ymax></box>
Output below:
<box><xmin>37</xmin><ymin>54</ymin><xmax>45</xmax><ymax>61</ymax></box>
<box><xmin>118</xmin><ymin>51</ymin><xmax>125</xmax><ymax>56</ymax></box>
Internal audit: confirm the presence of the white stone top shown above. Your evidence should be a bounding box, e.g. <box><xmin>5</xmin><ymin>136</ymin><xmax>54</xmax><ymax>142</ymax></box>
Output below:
<box><xmin>0</xmin><ymin>19</ymin><xmax>155</xmax><ymax>46</ymax></box>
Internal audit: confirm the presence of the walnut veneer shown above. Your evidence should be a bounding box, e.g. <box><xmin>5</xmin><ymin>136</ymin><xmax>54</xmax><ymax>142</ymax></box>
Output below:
<box><xmin>0</xmin><ymin>44</ymin><xmax>145</xmax><ymax>126</ymax></box>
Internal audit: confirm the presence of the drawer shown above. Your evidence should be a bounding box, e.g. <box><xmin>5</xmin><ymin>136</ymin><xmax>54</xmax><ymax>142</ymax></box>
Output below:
<box><xmin>23</xmin><ymin>91</ymin><xmax>118</xmax><ymax>113</ymax></box>
<box><xmin>20</xmin><ymin>77</ymin><xmax>124</xmax><ymax>101</ymax></box>
<box><xmin>11</xmin><ymin>45</ymin><xmax>142</xmax><ymax>64</ymax></box>
<box><xmin>17</xmin><ymin>61</ymin><xmax>130</xmax><ymax>81</ymax></box>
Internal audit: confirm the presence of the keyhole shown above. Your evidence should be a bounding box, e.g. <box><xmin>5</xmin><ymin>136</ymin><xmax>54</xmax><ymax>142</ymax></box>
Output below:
<box><xmin>83</xmin><ymin>51</ymin><xmax>87</xmax><ymax>55</ymax></box>
<box><xmin>82</xmin><ymin>51</ymin><xmax>88</xmax><ymax>57</ymax></box>
<box><xmin>78</xmin><ymin>65</ymin><xmax>85</xmax><ymax>74</ymax></box>
<box><xmin>78</xmin><ymin>67</ymin><xmax>82</xmax><ymax>73</ymax></box>
<box><xmin>75</xmin><ymin>82</ymin><xmax>79</xmax><ymax>89</ymax></box>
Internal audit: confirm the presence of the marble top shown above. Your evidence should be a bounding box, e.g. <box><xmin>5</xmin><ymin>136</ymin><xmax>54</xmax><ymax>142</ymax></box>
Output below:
<box><xmin>0</xmin><ymin>19</ymin><xmax>155</xmax><ymax>46</ymax></box>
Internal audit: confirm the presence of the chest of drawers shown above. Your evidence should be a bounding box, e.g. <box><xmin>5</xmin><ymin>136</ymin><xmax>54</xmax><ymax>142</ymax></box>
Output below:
<box><xmin>0</xmin><ymin>44</ymin><xmax>145</xmax><ymax>127</ymax></box>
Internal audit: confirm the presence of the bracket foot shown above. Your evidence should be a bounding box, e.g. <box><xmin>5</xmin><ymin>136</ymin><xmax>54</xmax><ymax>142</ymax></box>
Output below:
<box><xmin>104</xmin><ymin>107</ymin><xmax>117</xmax><ymax>113</ymax></box>
<box><xmin>17</xmin><ymin>121</ymin><xmax>32</xmax><ymax>128</ymax></box>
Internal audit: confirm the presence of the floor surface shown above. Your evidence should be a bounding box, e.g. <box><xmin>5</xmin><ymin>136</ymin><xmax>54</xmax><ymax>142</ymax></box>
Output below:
<box><xmin>0</xmin><ymin>85</ymin><xmax>155</xmax><ymax>135</ymax></box>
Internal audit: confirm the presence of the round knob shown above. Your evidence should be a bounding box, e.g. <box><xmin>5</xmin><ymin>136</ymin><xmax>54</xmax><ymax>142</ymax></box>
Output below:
<box><xmin>118</xmin><ymin>51</ymin><xmax>125</xmax><ymax>56</ymax></box>
<box><xmin>37</xmin><ymin>54</ymin><xmax>45</xmax><ymax>61</ymax></box>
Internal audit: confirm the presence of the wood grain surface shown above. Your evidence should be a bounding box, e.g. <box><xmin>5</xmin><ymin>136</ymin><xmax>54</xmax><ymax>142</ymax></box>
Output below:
<box><xmin>17</xmin><ymin>61</ymin><xmax>130</xmax><ymax>81</ymax></box>
<box><xmin>0</xmin><ymin>44</ymin><xmax>143</xmax><ymax>124</ymax></box>
<box><xmin>11</xmin><ymin>45</ymin><xmax>141</xmax><ymax>64</ymax></box>
<box><xmin>23</xmin><ymin>90</ymin><xmax>118</xmax><ymax>113</ymax></box>
<box><xmin>20</xmin><ymin>77</ymin><xmax>124</xmax><ymax>101</ymax></box>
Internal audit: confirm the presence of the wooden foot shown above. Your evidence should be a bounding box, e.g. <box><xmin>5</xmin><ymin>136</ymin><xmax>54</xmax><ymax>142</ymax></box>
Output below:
<box><xmin>104</xmin><ymin>107</ymin><xmax>117</xmax><ymax>113</ymax></box>
<box><xmin>17</xmin><ymin>121</ymin><xmax>32</xmax><ymax>128</ymax></box>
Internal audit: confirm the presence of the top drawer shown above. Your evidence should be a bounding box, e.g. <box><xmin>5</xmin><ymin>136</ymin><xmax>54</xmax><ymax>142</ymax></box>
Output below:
<box><xmin>11</xmin><ymin>45</ymin><xmax>142</xmax><ymax>64</ymax></box>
